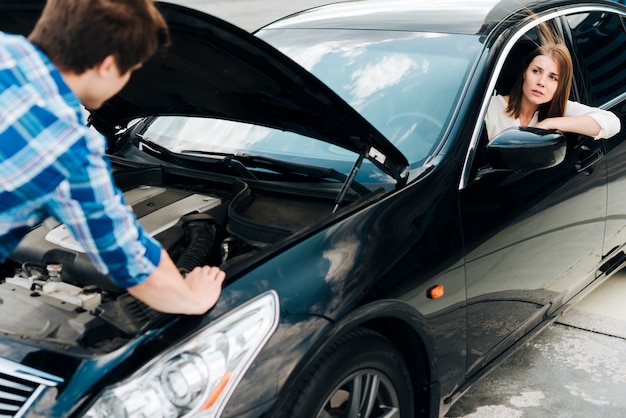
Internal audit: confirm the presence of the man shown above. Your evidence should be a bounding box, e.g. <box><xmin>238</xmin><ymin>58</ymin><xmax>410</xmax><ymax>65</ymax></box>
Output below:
<box><xmin>0</xmin><ymin>0</ymin><xmax>225</xmax><ymax>314</ymax></box>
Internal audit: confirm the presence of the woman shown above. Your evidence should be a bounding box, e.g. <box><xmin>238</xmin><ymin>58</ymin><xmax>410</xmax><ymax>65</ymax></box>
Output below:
<box><xmin>486</xmin><ymin>42</ymin><xmax>620</xmax><ymax>141</ymax></box>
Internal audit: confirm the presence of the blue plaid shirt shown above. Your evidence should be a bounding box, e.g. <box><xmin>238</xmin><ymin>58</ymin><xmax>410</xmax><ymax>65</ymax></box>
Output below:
<box><xmin>0</xmin><ymin>32</ymin><xmax>161</xmax><ymax>288</ymax></box>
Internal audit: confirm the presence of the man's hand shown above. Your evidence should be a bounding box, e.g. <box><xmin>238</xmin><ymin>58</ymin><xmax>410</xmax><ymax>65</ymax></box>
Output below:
<box><xmin>127</xmin><ymin>250</ymin><xmax>225</xmax><ymax>315</ymax></box>
<box><xmin>183</xmin><ymin>265</ymin><xmax>226</xmax><ymax>312</ymax></box>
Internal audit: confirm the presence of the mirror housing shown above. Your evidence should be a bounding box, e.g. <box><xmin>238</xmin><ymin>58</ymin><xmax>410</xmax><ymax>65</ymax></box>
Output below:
<box><xmin>486</xmin><ymin>127</ymin><xmax>566</xmax><ymax>172</ymax></box>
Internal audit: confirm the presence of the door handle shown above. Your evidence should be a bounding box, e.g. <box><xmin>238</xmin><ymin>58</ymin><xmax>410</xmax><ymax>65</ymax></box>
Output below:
<box><xmin>575</xmin><ymin>146</ymin><xmax>604</xmax><ymax>175</ymax></box>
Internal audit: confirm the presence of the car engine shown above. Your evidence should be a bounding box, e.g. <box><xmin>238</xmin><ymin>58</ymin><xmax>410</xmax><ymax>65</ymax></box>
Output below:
<box><xmin>0</xmin><ymin>185</ymin><xmax>228</xmax><ymax>351</ymax></box>
<box><xmin>0</xmin><ymin>175</ymin><xmax>325</xmax><ymax>353</ymax></box>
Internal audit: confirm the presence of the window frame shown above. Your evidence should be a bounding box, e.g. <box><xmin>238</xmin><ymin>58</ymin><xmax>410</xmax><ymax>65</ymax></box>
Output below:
<box><xmin>562</xmin><ymin>9</ymin><xmax>626</xmax><ymax>109</ymax></box>
<box><xmin>459</xmin><ymin>4</ymin><xmax>624</xmax><ymax>190</ymax></box>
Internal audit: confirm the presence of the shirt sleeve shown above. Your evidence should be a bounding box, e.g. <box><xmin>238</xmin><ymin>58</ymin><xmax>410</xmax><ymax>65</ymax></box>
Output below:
<box><xmin>485</xmin><ymin>94</ymin><xmax>519</xmax><ymax>141</ymax></box>
<box><xmin>565</xmin><ymin>100</ymin><xmax>621</xmax><ymax>140</ymax></box>
<box><xmin>0</xmin><ymin>33</ymin><xmax>161</xmax><ymax>286</ymax></box>
<box><xmin>45</xmin><ymin>125</ymin><xmax>162</xmax><ymax>288</ymax></box>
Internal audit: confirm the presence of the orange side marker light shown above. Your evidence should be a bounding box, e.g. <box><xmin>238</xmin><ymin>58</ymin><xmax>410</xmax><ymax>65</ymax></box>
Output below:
<box><xmin>427</xmin><ymin>285</ymin><xmax>445</xmax><ymax>299</ymax></box>
<box><xmin>201</xmin><ymin>372</ymin><xmax>232</xmax><ymax>410</ymax></box>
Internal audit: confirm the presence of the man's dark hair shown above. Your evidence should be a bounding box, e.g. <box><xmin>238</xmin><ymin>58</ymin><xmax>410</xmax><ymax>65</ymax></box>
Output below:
<box><xmin>29</xmin><ymin>0</ymin><xmax>170</xmax><ymax>74</ymax></box>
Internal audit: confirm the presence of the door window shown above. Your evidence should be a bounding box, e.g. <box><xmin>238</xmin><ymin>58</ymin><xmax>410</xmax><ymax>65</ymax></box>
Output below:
<box><xmin>567</xmin><ymin>10</ymin><xmax>626</xmax><ymax>277</ymax></box>
<box><xmin>461</xmin><ymin>14</ymin><xmax>611</xmax><ymax>373</ymax></box>
<box><xmin>566</xmin><ymin>11</ymin><xmax>626</xmax><ymax>106</ymax></box>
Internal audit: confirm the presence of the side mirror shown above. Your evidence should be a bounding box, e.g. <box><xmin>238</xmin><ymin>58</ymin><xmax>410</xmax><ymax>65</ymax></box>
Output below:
<box><xmin>486</xmin><ymin>127</ymin><xmax>566</xmax><ymax>172</ymax></box>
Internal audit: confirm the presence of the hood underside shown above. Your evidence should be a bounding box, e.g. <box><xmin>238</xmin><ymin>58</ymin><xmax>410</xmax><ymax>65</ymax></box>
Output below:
<box><xmin>101</xmin><ymin>2</ymin><xmax>408</xmax><ymax>181</ymax></box>
<box><xmin>0</xmin><ymin>1</ymin><xmax>408</xmax><ymax>182</ymax></box>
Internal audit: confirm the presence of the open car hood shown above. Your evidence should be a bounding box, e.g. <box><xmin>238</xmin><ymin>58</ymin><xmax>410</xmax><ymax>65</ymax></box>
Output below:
<box><xmin>0</xmin><ymin>1</ymin><xmax>408</xmax><ymax>183</ymax></box>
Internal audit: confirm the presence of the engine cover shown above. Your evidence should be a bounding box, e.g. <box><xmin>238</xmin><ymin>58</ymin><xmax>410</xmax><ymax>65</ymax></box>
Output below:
<box><xmin>8</xmin><ymin>185</ymin><xmax>221</xmax><ymax>292</ymax></box>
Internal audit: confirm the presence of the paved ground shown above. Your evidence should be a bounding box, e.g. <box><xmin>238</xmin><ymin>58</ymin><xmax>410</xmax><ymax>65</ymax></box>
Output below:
<box><xmin>446</xmin><ymin>272</ymin><xmax>626</xmax><ymax>418</ymax></box>
<box><xmin>168</xmin><ymin>1</ymin><xmax>626</xmax><ymax>416</ymax></box>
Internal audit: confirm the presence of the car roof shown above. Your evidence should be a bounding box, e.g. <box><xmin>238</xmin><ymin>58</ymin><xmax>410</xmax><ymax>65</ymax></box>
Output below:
<box><xmin>261</xmin><ymin>0</ymin><xmax>624</xmax><ymax>36</ymax></box>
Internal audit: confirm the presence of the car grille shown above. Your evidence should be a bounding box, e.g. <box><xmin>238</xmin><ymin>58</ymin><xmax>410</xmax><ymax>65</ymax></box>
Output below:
<box><xmin>0</xmin><ymin>358</ymin><xmax>62</xmax><ymax>418</ymax></box>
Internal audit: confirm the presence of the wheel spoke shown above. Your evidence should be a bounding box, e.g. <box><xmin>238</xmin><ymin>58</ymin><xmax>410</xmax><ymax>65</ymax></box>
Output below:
<box><xmin>380</xmin><ymin>405</ymin><xmax>400</xmax><ymax>418</ymax></box>
<box><xmin>327</xmin><ymin>371</ymin><xmax>400</xmax><ymax>418</ymax></box>
<box><xmin>318</xmin><ymin>410</ymin><xmax>335</xmax><ymax>418</ymax></box>
<box><xmin>360</xmin><ymin>373</ymin><xmax>380</xmax><ymax>417</ymax></box>
<box><xmin>306</xmin><ymin>330</ymin><xmax>411</xmax><ymax>418</ymax></box>
<box><xmin>346</xmin><ymin>375</ymin><xmax>362</xmax><ymax>417</ymax></box>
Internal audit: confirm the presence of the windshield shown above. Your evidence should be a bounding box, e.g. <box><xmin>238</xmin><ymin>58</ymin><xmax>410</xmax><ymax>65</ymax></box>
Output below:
<box><xmin>139</xmin><ymin>29</ymin><xmax>479</xmax><ymax>183</ymax></box>
<box><xmin>259</xmin><ymin>29</ymin><xmax>479</xmax><ymax>162</ymax></box>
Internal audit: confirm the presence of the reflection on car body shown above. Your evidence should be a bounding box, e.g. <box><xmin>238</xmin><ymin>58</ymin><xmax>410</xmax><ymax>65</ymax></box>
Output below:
<box><xmin>0</xmin><ymin>0</ymin><xmax>625</xmax><ymax>417</ymax></box>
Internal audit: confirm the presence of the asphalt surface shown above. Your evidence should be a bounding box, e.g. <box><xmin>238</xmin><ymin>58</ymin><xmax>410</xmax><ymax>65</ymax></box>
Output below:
<box><xmin>446</xmin><ymin>271</ymin><xmax>626</xmax><ymax>418</ymax></box>
<box><xmin>168</xmin><ymin>1</ymin><xmax>626</xmax><ymax>416</ymax></box>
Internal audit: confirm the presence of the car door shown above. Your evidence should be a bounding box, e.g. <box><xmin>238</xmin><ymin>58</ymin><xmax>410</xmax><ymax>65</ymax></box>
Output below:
<box><xmin>459</xmin><ymin>16</ymin><xmax>608</xmax><ymax>377</ymax></box>
<box><xmin>563</xmin><ymin>9</ymin><xmax>626</xmax><ymax>277</ymax></box>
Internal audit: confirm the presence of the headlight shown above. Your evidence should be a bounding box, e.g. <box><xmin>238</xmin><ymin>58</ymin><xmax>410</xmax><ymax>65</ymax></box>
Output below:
<box><xmin>83</xmin><ymin>290</ymin><xmax>279</xmax><ymax>418</ymax></box>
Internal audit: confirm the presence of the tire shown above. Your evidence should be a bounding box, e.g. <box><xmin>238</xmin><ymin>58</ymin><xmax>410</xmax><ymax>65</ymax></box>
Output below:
<box><xmin>277</xmin><ymin>327</ymin><xmax>414</xmax><ymax>418</ymax></box>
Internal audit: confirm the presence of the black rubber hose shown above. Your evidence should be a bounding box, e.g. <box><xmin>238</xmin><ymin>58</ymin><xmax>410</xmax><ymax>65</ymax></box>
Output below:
<box><xmin>176</xmin><ymin>221</ymin><xmax>216</xmax><ymax>275</ymax></box>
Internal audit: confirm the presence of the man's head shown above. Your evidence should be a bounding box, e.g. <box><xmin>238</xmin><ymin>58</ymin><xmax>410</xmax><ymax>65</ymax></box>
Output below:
<box><xmin>29</xmin><ymin>0</ymin><xmax>170</xmax><ymax>74</ymax></box>
<box><xmin>28</xmin><ymin>0</ymin><xmax>170</xmax><ymax>108</ymax></box>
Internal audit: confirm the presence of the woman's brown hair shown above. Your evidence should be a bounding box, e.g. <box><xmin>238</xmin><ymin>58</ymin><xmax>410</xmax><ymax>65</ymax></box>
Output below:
<box><xmin>506</xmin><ymin>42</ymin><xmax>573</xmax><ymax>121</ymax></box>
<box><xmin>28</xmin><ymin>0</ymin><xmax>170</xmax><ymax>74</ymax></box>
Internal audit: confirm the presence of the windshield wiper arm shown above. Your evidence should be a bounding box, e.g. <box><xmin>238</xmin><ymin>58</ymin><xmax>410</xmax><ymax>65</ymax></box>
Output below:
<box><xmin>233</xmin><ymin>152</ymin><xmax>371</xmax><ymax>199</ymax></box>
<box><xmin>232</xmin><ymin>152</ymin><xmax>370</xmax><ymax>212</ymax></box>
<box><xmin>137</xmin><ymin>138</ymin><xmax>258</xmax><ymax>179</ymax></box>
<box><xmin>181</xmin><ymin>151</ymin><xmax>371</xmax><ymax>199</ymax></box>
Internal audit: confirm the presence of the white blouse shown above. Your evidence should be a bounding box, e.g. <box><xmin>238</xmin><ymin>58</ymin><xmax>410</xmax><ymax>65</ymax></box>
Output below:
<box><xmin>485</xmin><ymin>94</ymin><xmax>621</xmax><ymax>141</ymax></box>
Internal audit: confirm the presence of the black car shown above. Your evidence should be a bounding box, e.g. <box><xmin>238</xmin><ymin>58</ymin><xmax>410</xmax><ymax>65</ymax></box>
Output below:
<box><xmin>1</xmin><ymin>0</ymin><xmax>626</xmax><ymax>417</ymax></box>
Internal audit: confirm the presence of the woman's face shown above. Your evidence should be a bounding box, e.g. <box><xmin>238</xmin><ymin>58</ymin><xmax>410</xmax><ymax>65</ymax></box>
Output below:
<box><xmin>522</xmin><ymin>54</ymin><xmax>559</xmax><ymax>107</ymax></box>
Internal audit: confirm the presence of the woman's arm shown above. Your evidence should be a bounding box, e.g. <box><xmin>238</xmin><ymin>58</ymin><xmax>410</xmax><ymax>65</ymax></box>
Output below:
<box><xmin>535</xmin><ymin>101</ymin><xmax>621</xmax><ymax>139</ymax></box>
<box><xmin>534</xmin><ymin>114</ymin><xmax>602</xmax><ymax>137</ymax></box>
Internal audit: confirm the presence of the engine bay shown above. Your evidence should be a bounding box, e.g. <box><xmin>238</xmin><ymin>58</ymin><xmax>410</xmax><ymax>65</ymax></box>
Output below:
<box><xmin>0</xmin><ymin>168</ymin><xmax>341</xmax><ymax>353</ymax></box>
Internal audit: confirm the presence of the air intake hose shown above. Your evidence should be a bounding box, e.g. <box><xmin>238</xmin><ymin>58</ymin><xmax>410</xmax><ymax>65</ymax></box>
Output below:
<box><xmin>176</xmin><ymin>214</ymin><xmax>217</xmax><ymax>275</ymax></box>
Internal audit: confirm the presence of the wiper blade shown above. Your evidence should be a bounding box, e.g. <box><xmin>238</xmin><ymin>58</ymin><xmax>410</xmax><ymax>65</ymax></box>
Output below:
<box><xmin>182</xmin><ymin>150</ymin><xmax>371</xmax><ymax>199</ymax></box>
<box><xmin>136</xmin><ymin>141</ymin><xmax>369</xmax><ymax>206</ymax></box>
<box><xmin>136</xmin><ymin>137</ymin><xmax>258</xmax><ymax>179</ymax></box>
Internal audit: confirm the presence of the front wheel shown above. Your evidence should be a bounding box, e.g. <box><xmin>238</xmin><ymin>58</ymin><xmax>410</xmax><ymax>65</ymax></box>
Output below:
<box><xmin>276</xmin><ymin>327</ymin><xmax>414</xmax><ymax>418</ymax></box>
